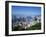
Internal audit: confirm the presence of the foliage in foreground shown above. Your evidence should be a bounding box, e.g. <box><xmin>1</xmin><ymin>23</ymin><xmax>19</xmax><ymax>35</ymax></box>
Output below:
<box><xmin>12</xmin><ymin>23</ymin><xmax>41</xmax><ymax>31</ymax></box>
<box><xmin>27</xmin><ymin>23</ymin><xmax>41</xmax><ymax>30</ymax></box>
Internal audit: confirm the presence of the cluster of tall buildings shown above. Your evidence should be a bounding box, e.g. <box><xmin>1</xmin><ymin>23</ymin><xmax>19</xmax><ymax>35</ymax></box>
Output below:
<box><xmin>12</xmin><ymin>15</ymin><xmax>41</xmax><ymax>29</ymax></box>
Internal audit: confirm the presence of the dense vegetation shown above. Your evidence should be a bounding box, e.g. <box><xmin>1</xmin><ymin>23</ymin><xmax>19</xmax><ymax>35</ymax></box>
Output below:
<box><xmin>26</xmin><ymin>23</ymin><xmax>41</xmax><ymax>30</ymax></box>
<box><xmin>12</xmin><ymin>23</ymin><xmax>41</xmax><ymax>31</ymax></box>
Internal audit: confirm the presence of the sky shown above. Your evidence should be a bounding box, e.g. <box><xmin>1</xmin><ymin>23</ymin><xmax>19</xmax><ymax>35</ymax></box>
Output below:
<box><xmin>12</xmin><ymin>6</ymin><xmax>41</xmax><ymax>16</ymax></box>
